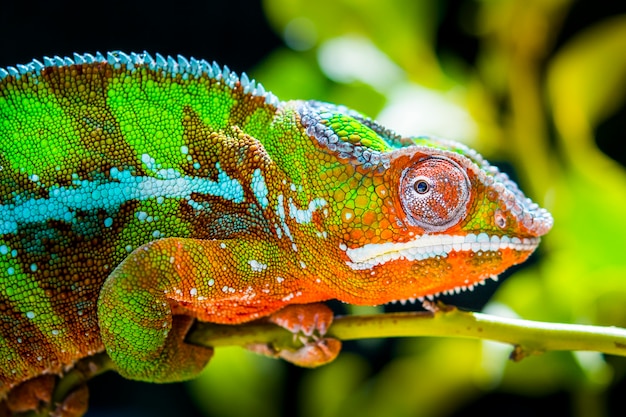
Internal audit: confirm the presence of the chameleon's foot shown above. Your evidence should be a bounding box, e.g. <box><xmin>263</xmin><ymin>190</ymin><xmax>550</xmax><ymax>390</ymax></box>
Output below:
<box><xmin>0</xmin><ymin>360</ymin><xmax>94</xmax><ymax>417</ymax></box>
<box><xmin>262</xmin><ymin>303</ymin><xmax>341</xmax><ymax>367</ymax></box>
<box><xmin>51</xmin><ymin>383</ymin><xmax>89</xmax><ymax>417</ymax></box>
<box><xmin>4</xmin><ymin>375</ymin><xmax>55</xmax><ymax>415</ymax></box>
<box><xmin>5</xmin><ymin>378</ymin><xmax>89</xmax><ymax>417</ymax></box>
<box><xmin>3</xmin><ymin>370</ymin><xmax>90</xmax><ymax>417</ymax></box>
<box><xmin>276</xmin><ymin>337</ymin><xmax>342</xmax><ymax>368</ymax></box>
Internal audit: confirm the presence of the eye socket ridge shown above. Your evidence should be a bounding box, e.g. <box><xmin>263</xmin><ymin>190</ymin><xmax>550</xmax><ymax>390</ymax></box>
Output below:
<box><xmin>400</xmin><ymin>156</ymin><xmax>471</xmax><ymax>232</ymax></box>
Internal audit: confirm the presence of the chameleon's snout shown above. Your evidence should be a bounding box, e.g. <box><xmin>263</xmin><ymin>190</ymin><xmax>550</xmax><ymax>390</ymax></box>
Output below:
<box><xmin>515</xmin><ymin>198</ymin><xmax>553</xmax><ymax>237</ymax></box>
<box><xmin>491</xmin><ymin>171</ymin><xmax>554</xmax><ymax>238</ymax></box>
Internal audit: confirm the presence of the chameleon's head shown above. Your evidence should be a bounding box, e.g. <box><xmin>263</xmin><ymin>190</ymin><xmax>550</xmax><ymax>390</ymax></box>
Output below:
<box><xmin>298</xmin><ymin>102</ymin><xmax>553</xmax><ymax>302</ymax></box>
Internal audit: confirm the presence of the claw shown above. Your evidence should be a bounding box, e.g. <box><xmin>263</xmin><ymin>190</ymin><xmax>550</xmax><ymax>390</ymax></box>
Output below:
<box><xmin>277</xmin><ymin>338</ymin><xmax>342</xmax><ymax>368</ymax></box>
<box><xmin>268</xmin><ymin>303</ymin><xmax>334</xmax><ymax>338</ymax></box>
<box><xmin>249</xmin><ymin>303</ymin><xmax>342</xmax><ymax>367</ymax></box>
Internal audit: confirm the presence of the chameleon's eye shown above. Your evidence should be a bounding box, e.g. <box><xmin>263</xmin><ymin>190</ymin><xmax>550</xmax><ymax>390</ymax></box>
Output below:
<box><xmin>400</xmin><ymin>156</ymin><xmax>470</xmax><ymax>231</ymax></box>
<box><xmin>414</xmin><ymin>179</ymin><xmax>430</xmax><ymax>194</ymax></box>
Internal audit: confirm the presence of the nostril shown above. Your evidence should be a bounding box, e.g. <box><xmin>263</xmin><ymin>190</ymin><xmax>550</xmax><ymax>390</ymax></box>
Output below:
<box><xmin>495</xmin><ymin>210</ymin><xmax>507</xmax><ymax>229</ymax></box>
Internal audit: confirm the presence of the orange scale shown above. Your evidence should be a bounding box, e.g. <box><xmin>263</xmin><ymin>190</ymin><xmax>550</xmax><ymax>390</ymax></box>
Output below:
<box><xmin>363</xmin><ymin>228</ymin><xmax>377</xmax><ymax>240</ymax></box>
<box><xmin>349</xmin><ymin>229</ymin><xmax>364</xmax><ymax>241</ymax></box>
<box><xmin>361</xmin><ymin>211</ymin><xmax>376</xmax><ymax>226</ymax></box>
<box><xmin>379</xmin><ymin>229</ymin><xmax>393</xmax><ymax>240</ymax></box>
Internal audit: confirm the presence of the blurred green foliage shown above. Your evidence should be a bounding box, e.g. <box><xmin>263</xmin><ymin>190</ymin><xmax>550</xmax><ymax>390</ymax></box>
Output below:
<box><xmin>189</xmin><ymin>1</ymin><xmax>626</xmax><ymax>416</ymax></box>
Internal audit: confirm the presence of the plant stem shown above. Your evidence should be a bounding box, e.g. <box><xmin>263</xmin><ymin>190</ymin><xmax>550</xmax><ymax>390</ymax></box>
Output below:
<box><xmin>189</xmin><ymin>307</ymin><xmax>626</xmax><ymax>359</ymax></box>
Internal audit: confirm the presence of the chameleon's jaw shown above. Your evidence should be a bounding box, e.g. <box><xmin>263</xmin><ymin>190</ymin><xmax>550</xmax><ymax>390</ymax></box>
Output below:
<box><xmin>344</xmin><ymin>233</ymin><xmax>540</xmax><ymax>271</ymax></box>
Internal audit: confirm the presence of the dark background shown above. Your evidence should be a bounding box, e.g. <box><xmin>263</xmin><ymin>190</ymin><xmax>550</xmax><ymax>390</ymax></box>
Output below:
<box><xmin>2</xmin><ymin>1</ymin><xmax>625</xmax><ymax>416</ymax></box>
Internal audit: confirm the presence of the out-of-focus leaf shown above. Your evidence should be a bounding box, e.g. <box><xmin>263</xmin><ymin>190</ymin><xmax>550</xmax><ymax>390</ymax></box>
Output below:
<box><xmin>297</xmin><ymin>339</ymin><xmax>487</xmax><ymax>417</ymax></box>
<box><xmin>298</xmin><ymin>353</ymin><xmax>370</xmax><ymax>417</ymax></box>
<box><xmin>535</xmin><ymin>14</ymin><xmax>626</xmax><ymax>320</ymax></box>
<box><xmin>489</xmin><ymin>17</ymin><xmax>626</xmax><ymax>391</ymax></box>
<box><xmin>548</xmin><ymin>15</ymin><xmax>626</xmax><ymax>135</ymax></box>
<box><xmin>252</xmin><ymin>49</ymin><xmax>328</xmax><ymax>101</ymax></box>
<box><xmin>253</xmin><ymin>46</ymin><xmax>387</xmax><ymax>116</ymax></box>
<box><xmin>187</xmin><ymin>347</ymin><xmax>285</xmax><ymax>417</ymax></box>
<box><xmin>262</xmin><ymin>0</ymin><xmax>444</xmax><ymax>87</ymax></box>
<box><xmin>347</xmin><ymin>339</ymin><xmax>483</xmax><ymax>417</ymax></box>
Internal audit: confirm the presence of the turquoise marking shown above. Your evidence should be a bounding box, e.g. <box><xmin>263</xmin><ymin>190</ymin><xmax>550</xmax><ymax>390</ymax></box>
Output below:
<box><xmin>251</xmin><ymin>168</ymin><xmax>269</xmax><ymax>209</ymax></box>
<box><xmin>0</xmin><ymin>161</ymin><xmax>244</xmax><ymax>235</ymax></box>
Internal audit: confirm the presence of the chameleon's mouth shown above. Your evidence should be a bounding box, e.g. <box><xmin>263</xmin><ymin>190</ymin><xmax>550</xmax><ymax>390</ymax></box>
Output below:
<box><xmin>344</xmin><ymin>233</ymin><xmax>539</xmax><ymax>270</ymax></box>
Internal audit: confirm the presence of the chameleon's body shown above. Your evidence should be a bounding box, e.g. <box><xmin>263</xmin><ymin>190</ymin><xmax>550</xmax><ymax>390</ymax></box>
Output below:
<box><xmin>0</xmin><ymin>52</ymin><xmax>552</xmax><ymax>410</ymax></box>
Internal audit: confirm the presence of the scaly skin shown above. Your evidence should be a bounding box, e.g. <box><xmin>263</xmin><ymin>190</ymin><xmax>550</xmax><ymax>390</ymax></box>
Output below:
<box><xmin>0</xmin><ymin>52</ymin><xmax>552</xmax><ymax>406</ymax></box>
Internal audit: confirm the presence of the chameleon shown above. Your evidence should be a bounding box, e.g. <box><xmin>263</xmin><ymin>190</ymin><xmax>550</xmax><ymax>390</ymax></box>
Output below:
<box><xmin>0</xmin><ymin>51</ymin><xmax>552</xmax><ymax>414</ymax></box>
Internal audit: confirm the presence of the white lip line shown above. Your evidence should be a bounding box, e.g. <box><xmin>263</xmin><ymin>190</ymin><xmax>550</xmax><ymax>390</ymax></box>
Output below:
<box><xmin>345</xmin><ymin>233</ymin><xmax>539</xmax><ymax>268</ymax></box>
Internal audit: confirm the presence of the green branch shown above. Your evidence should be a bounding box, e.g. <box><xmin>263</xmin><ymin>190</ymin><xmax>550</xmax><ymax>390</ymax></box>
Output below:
<box><xmin>188</xmin><ymin>306</ymin><xmax>626</xmax><ymax>360</ymax></box>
